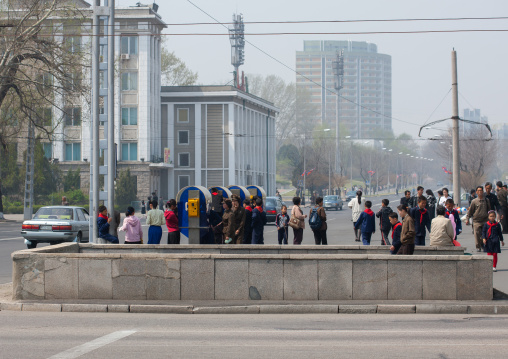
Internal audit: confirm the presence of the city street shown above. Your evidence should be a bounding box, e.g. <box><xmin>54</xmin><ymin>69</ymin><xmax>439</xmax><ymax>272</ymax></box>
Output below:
<box><xmin>1</xmin><ymin>311</ymin><xmax>508</xmax><ymax>358</ymax></box>
<box><xmin>1</xmin><ymin>190</ymin><xmax>506</xmax><ymax>292</ymax></box>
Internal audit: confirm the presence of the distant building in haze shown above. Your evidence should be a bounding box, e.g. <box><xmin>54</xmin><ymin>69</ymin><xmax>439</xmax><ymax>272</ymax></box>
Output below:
<box><xmin>295</xmin><ymin>40</ymin><xmax>392</xmax><ymax>138</ymax></box>
<box><xmin>462</xmin><ymin>109</ymin><xmax>488</xmax><ymax>136</ymax></box>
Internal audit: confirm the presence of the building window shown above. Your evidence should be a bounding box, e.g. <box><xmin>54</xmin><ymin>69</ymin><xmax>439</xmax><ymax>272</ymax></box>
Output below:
<box><xmin>178</xmin><ymin>130</ymin><xmax>189</xmax><ymax>145</ymax></box>
<box><xmin>177</xmin><ymin>108</ymin><xmax>189</xmax><ymax>123</ymax></box>
<box><xmin>121</xmin><ymin>72</ymin><xmax>138</xmax><ymax>91</ymax></box>
<box><xmin>121</xmin><ymin>142</ymin><xmax>137</xmax><ymax>161</ymax></box>
<box><xmin>65</xmin><ymin>36</ymin><xmax>81</xmax><ymax>53</ymax></box>
<box><xmin>121</xmin><ymin>36</ymin><xmax>138</xmax><ymax>55</ymax></box>
<box><xmin>65</xmin><ymin>143</ymin><xmax>81</xmax><ymax>161</ymax></box>
<box><xmin>64</xmin><ymin>107</ymin><xmax>81</xmax><ymax>126</ymax></box>
<box><xmin>64</xmin><ymin>72</ymin><xmax>81</xmax><ymax>92</ymax></box>
<box><xmin>178</xmin><ymin>153</ymin><xmax>190</xmax><ymax>167</ymax></box>
<box><xmin>37</xmin><ymin>108</ymin><xmax>52</xmax><ymax>126</ymax></box>
<box><xmin>121</xmin><ymin>107</ymin><xmax>138</xmax><ymax>125</ymax></box>
<box><xmin>43</xmin><ymin>142</ymin><xmax>52</xmax><ymax>160</ymax></box>
<box><xmin>178</xmin><ymin>175</ymin><xmax>190</xmax><ymax>191</ymax></box>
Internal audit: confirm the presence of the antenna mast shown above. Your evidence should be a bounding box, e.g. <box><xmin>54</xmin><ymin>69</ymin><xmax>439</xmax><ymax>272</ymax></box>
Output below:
<box><xmin>229</xmin><ymin>14</ymin><xmax>245</xmax><ymax>90</ymax></box>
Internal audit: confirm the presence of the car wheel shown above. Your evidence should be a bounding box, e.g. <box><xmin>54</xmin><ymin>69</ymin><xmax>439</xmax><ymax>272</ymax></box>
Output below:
<box><xmin>27</xmin><ymin>242</ymin><xmax>37</xmax><ymax>249</ymax></box>
<box><xmin>75</xmin><ymin>232</ymin><xmax>82</xmax><ymax>243</ymax></box>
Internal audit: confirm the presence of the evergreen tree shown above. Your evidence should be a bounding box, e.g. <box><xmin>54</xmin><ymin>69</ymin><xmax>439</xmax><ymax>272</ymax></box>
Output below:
<box><xmin>115</xmin><ymin>169</ymin><xmax>137</xmax><ymax>207</ymax></box>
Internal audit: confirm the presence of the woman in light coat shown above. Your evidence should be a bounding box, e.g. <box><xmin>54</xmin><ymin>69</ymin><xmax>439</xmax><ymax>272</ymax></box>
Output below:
<box><xmin>348</xmin><ymin>190</ymin><xmax>366</xmax><ymax>242</ymax></box>
<box><xmin>429</xmin><ymin>205</ymin><xmax>455</xmax><ymax>246</ymax></box>
<box><xmin>291</xmin><ymin>197</ymin><xmax>307</xmax><ymax>245</ymax></box>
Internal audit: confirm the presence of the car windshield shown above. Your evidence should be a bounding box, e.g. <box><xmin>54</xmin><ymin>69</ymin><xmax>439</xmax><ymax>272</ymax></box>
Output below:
<box><xmin>34</xmin><ymin>207</ymin><xmax>74</xmax><ymax>220</ymax></box>
<box><xmin>266</xmin><ymin>198</ymin><xmax>277</xmax><ymax>206</ymax></box>
<box><xmin>324</xmin><ymin>196</ymin><xmax>338</xmax><ymax>201</ymax></box>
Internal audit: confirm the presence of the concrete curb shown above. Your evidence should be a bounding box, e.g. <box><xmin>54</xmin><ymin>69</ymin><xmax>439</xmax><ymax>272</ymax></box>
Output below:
<box><xmin>2</xmin><ymin>302</ymin><xmax>508</xmax><ymax>314</ymax></box>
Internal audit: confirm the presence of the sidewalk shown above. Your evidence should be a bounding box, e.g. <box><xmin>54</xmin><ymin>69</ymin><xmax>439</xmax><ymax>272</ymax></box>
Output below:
<box><xmin>1</xmin><ymin>283</ymin><xmax>507</xmax><ymax>315</ymax></box>
<box><xmin>0</xmin><ymin>214</ymin><xmax>24</xmax><ymax>223</ymax></box>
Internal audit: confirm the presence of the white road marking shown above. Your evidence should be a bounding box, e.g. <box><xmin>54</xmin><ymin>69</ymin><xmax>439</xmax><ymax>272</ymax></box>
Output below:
<box><xmin>47</xmin><ymin>330</ymin><xmax>137</xmax><ymax>359</ymax></box>
<box><xmin>0</xmin><ymin>237</ymin><xmax>23</xmax><ymax>241</ymax></box>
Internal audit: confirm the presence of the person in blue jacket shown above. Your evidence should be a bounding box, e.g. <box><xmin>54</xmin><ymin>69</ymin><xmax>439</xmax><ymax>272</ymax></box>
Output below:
<box><xmin>251</xmin><ymin>197</ymin><xmax>267</xmax><ymax>244</ymax></box>
<box><xmin>97</xmin><ymin>205</ymin><xmax>119</xmax><ymax>244</ymax></box>
<box><xmin>389</xmin><ymin>212</ymin><xmax>402</xmax><ymax>254</ymax></box>
<box><xmin>410</xmin><ymin>196</ymin><xmax>431</xmax><ymax>246</ymax></box>
<box><xmin>354</xmin><ymin>201</ymin><xmax>376</xmax><ymax>245</ymax></box>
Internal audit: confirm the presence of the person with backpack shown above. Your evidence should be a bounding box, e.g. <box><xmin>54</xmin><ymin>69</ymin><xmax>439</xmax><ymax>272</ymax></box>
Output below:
<box><xmin>251</xmin><ymin>197</ymin><xmax>267</xmax><ymax>244</ymax></box>
<box><xmin>309</xmin><ymin>196</ymin><xmax>327</xmax><ymax>245</ymax></box>
<box><xmin>354</xmin><ymin>200</ymin><xmax>376</xmax><ymax>245</ymax></box>
<box><xmin>376</xmin><ymin>199</ymin><xmax>393</xmax><ymax>245</ymax></box>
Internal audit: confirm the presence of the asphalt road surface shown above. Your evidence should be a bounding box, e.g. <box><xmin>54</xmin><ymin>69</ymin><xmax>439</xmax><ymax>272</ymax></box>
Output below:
<box><xmin>1</xmin><ymin>311</ymin><xmax>508</xmax><ymax>358</ymax></box>
<box><xmin>1</xmin><ymin>191</ymin><xmax>506</xmax><ymax>293</ymax></box>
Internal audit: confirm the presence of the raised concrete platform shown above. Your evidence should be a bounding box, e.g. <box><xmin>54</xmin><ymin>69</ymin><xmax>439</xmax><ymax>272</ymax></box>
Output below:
<box><xmin>11</xmin><ymin>243</ymin><xmax>490</xmax><ymax>302</ymax></box>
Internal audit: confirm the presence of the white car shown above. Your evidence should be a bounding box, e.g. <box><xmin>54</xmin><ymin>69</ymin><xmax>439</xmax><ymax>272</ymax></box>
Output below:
<box><xmin>21</xmin><ymin>206</ymin><xmax>90</xmax><ymax>249</ymax></box>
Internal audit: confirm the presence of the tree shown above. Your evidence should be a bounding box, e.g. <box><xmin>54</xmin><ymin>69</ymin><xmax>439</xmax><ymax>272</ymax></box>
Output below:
<box><xmin>161</xmin><ymin>39</ymin><xmax>198</xmax><ymax>86</ymax></box>
<box><xmin>63</xmin><ymin>168</ymin><xmax>80</xmax><ymax>192</ymax></box>
<box><xmin>115</xmin><ymin>169</ymin><xmax>137</xmax><ymax>207</ymax></box>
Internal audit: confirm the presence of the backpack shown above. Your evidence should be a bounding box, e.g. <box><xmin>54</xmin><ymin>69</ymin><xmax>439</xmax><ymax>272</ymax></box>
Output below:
<box><xmin>309</xmin><ymin>207</ymin><xmax>322</xmax><ymax>230</ymax></box>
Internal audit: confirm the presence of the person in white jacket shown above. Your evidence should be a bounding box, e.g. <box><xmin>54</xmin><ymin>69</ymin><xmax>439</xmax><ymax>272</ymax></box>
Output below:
<box><xmin>348</xmin><ymin>191</ymin><xmax>366</xmax><ymax>242</ymax></box>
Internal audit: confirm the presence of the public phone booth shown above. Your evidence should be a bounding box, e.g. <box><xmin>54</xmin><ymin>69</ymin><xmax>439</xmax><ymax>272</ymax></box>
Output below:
<box><xmin>176</xmin><ymin>186</ymin><xmax>212</xmax><ymax>244</ymax></box>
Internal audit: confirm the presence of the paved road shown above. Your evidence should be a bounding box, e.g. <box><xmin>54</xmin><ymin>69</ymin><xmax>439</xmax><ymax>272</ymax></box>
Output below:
<box><xmin>1</xmin><ymin>191</ymin><xmax>506</xmax><ymax>293</ymax></box>
<box><xmin>1</xmin><ymin>311</ymin><xmax>507</xmax><ymax>358</ymax></box>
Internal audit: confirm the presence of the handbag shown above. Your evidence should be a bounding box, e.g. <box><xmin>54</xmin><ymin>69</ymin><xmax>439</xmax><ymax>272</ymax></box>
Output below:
<box><xmin>289</xmin><ymin>206</ymin><xmax>302</xmax><ymax>230</ymax></box>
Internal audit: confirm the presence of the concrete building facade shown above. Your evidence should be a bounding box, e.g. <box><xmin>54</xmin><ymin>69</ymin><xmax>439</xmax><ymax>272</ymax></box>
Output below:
<box><xmin>296</xmin><ymin>40</ymin><xmax>392</xmax><ymax>138</ymax></box>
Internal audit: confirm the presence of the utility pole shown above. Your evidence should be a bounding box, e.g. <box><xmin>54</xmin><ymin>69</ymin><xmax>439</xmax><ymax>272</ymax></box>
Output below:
<box><xmin>91</xmin><ymin>0</ymin><xmax>100</xmax><ymax>243</ymax></box>
<box><xmin>332</xmin><ymin>51</ymin><xmax>344</xmax><ymax>174</ymax></box>
<box><xmin>23</xmin><ymin>122</ymin><xmax>35</xmax><ymax>220</ymax></box>
<box><xmin>106</xmin><ymin>0</ymin><xmax>116</xmax><ymax>237</ymax></box>
<box><xmin>451</xmin><ymin>49</ymin><xmax>461</xmax><ymax>207</ymax></box>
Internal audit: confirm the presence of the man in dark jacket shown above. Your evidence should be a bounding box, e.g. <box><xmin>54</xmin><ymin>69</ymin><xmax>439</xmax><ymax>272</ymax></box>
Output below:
<box><xmin>97</xmin><ymin>205</ymin><xmax>119</xmax><ymax>243</ymax></box>
<box><xmin>400</xmin><ymin>190</ymin><xmax>411</xmax><ymax>207</ymax></box>
<box><xmin>485</xmin><ymin>182</ymin><xmax>501</xmax><ymax>213</ymax></box>
<box><xmin>251</xmin><ymin>198</ymin><xmax>266</xmax><ymax>244</ymax></box>
<box><xmin>496</xmin><ymin>181</ymin><xmax>508</xmax><ymax>233</ymax></box>
<box><xmin>408</xmin><ymin>186</ymin><xmax>425</xmax><ymax>209</ymax></box>
<box><xmin>410</xmin><ymin>196</ymin><xmax>431</xmax><ymax>245</ymax></box>
<box><xmin>243</xmin><ymin>199</ymin><xmax>253</xmax><ymax>244</ymax></box>
<box><xmin>376</xmin><ymin>199</ymin><xmax>393</xmax><ymax>245</ymax></box>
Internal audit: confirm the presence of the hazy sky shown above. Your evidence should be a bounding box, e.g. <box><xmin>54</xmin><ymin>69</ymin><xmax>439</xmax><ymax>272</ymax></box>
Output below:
<box><xmin>118</xmin><ymin>0</ymin><xmax>508</xmax><ymax>137</ymax></box>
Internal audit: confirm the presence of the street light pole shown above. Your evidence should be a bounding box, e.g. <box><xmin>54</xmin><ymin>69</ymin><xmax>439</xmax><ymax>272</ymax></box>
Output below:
<box><xmin>332</xmin><ymin>51</ymin><xmax>344</xmax><ymax>174</ymax></box>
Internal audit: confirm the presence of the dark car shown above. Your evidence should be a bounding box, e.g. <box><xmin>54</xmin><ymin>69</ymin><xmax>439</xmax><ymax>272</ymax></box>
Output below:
<box><xmin>346</xmin><ymin>191</ymin><xmax>357</xmax><ymax>203</ymax></box>
<box><xmin>265</xmin><ymin>196</ymin><xmax>284</xmax><ymax>223</ymax></box>
<box><xmin>323</xmin><ymin>195</ymin><xmax>343</xmax><ymax>211</ymax></box>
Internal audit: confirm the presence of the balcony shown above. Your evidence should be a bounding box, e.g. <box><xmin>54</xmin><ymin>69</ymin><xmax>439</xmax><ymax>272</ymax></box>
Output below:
<box><xmin>149</xmin><ymin>155</ymin><xmax>174</xmax><ymax>168</ymax></box>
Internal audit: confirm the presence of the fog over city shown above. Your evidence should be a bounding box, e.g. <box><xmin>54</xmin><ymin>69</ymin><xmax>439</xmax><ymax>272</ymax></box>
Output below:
<box><xmin>119</xmin><ymin>0</ymin><xmax>508</xmax><ymax>137</ymax></box>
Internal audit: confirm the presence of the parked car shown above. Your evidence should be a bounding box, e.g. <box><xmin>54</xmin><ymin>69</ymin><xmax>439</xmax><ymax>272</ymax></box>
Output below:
<box><xmin>21</xmin><ymin>206</ymin><xmax>90</xmax><ymax>249</ymax></box>
<box><xmin>323</xmin><ymin>195</ymin><xmax>343</xmax><ymax>211</ymax></box>
<box><xmin>265</xmin><ymin>196</ymin><xmax>285</xmax><ymax>223</ymax></box>
<box><xmin>346</xmin><ymin>191</ymin><xmax>357</xmax><ymax>203</ymax></box>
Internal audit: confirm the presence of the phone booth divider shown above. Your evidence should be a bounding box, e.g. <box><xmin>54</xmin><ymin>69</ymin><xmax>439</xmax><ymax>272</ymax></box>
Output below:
<box><xmin>176</xmin><ymin>186</ymin><xmax>212</xmax><ymax>244</ymax></box>
<box><xmin>246</xmin><ymin>185</ymin><xmax>267</xmax><ymax>208</ymax></box>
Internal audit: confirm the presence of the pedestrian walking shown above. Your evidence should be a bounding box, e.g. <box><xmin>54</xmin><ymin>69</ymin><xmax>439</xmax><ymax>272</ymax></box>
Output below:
<box><xmin>429</xmin><ymin>205</ymin><xmax>455</xmax><ymax>247</ymax></box>
<box><xmin>410</xmin><ymin>196</ymin><xmax>431</xmax><ymax>246</ymax></box>
<box><xmin>400</xmin><ymin>190</ymin><xmax>411</xmax><ymax>207</ymax></box>
<box><xmin>389</xmin><ymin>212</ymin><xmax>402</xmax><ymax>254</ymax></box>
<box><xmin>164</xmin><ymin>199</ymin><xmax>180</xmax><ymax>244</ymax></box>
<box><xmin>119</xmin><ymin>206</ymin><xmax>143</xmax><ymax>244</ymax></box>
<box><xmin>146</xmin><ymin>200</ymin><xmax>165</xmax><ymax>244</ymax></box>
<box><xmin>232</xmin><ymin>196</ymin><xmax>246</xmax><ymax>244</ymax></box>
<box><xmin>376</xmin><ymin>199</ymin><xmax>393</xmax><ymax>245</ymax></box>
<box><xmin>438</xmin><ymin>188</ymin><xmax>452</xmax><ymax>207</ymax></box>
<box><xmin>275</xmin><ymin>205</ymin><xmax>290</xmax><ymax>245</ymax></box>
<box><xmin>290</xmin><ymin>197</ymin><xmax>307</xmax><ymax>245</ymax></box>
<box><xmin>482</xmin><ymin>210</ymin><xmax>505</xmax><ymax>272</ymax></box>
<box><xmin>243</xmin><ymin>199</ymin><xmax>253</xmax><ymax>244</ymax></box>
<box><xmin>496</xmin><ymin>181</ymin><xmax>508</xmax><ymax>233</ymax></box>
<box><xmin>309</xmin><ymin>196</ymin><xmax>327</xmax><ymax>245</ymax></box>
<box><xmin>408</xmin><ymin>186</ymin><xmax>424</xmax><ymax>209</ymax></box>
<box><xmin>397</xmin><ymin>204</ymin><xmax>416</xmax><ymax>255</ymax></box>
<box><xmin>485</xmin><ymin>182</ymin><xmax>501</xmax><ymax>218</ymax></box>
<box><xmin>466</xmin><ymin>186</ymin><xmax>491</xmax><ymax>252</ymax></box>
<box><xmin>222</xmin><ymin>199</ymin><xmax>235</xmax><ymax>244</ymax></box>
<box><xmin>251</xmin><ymin>197</ymin><xmax>267</xmax><ymax>244</ymax></box>
<box><xmin>97</xmin><ymin>205</ymin><xmax>119</xmax><ymax>244</ymax></box>
<box><xmin>354</xmin><ymin>200</ymin><xmax>376</xmax><ymax>245</ymax></box>
<box><xmin>444</xmin><ymin>198</ymin><xmax>462</xmax><ymax>239</ymax></box>
<box><xmin>348</xmin><ymin>190</ymin><xmax>366</xmax><ymax>242</ymax></box>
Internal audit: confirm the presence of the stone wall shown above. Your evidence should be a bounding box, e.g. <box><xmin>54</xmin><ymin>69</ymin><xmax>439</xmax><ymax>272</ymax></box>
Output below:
<box><xmin>12</xmin><ymin>244</ymin><xmax>491</xmax><ymax>301</ymax></box>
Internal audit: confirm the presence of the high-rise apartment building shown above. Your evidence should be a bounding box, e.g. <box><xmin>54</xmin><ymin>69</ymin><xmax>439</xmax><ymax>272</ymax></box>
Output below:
<box><xmin>296</xmin><ymin>40</ymin><xmax>392</xmax><ymax>138</ymax></box>
<box><xmin>462</xmin><ymin>109</ymin><xmax>488</xmax><ymax>136</ymax></box>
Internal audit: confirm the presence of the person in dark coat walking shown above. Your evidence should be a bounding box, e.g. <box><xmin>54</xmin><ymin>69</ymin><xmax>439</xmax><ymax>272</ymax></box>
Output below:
<box><xmin>496</xmin><ymin>181</ymin><xmax>508</xmax><ymax>234</ymax></box>
<box><xmin>426</xmin><ymin>189</ymin><xmax>437</xmax><ymax>221</ymax></box>
<box><xmin>243</xmin><ymin>199</ymin><xmax>253</xmax><ymax>244</ymax></box>
<box><xmin>251</xmin><ymin>198</ymin><xmax>267</xmax><ymax>244</ymax></box>
<box><xmin>397</xmin><ymin>204</ymin><xmax>416</xmax><ymax>255</ymax></box>
<box><xmin>376</xmin><ymin>199</ymin><xmax>393</xmax><ymax>245</ymax></box>
<box><xmin>97</xmin><ymin>205</ymin><xmax>119</xmax><ymax>243</ymax></box>
<box><xmin>400</xmin><ymin>190</ymin><xmax>411</xmax><ymax>207</ymax></box>
<box><xmin>410</xmin><ymin>196</ymin><xmax>431</xmax><ymax>246</ymax></box>
<box><xmin>408</xmin><ymin>186</ymin><xmax>425</xmax><ymax>209</ymax></box>
<box><xmin>232</xmin><ymin>196</ymin><xmax>246</xmax><ymax>244</ymax></box>
<box><xmin>354</xmin><ymin>201</ymin><xmax>376</xmax><ymax>245</ymax></box>
<box><xmin>389</xmin><ymin>212</ymin><xmax>402</xmax><ymax>254</ymax></box>
<box><xmin>482</xmin><ymin>210</ymin><xmax>505</xmax><ymax>271</ymax></box>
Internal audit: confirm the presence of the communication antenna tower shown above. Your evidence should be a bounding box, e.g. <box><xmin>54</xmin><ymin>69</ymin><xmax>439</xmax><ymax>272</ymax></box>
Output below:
<box><xmin>229</xmin><ymin>13</ymin><xmax>245</xmax><ymax>90</ymax></box>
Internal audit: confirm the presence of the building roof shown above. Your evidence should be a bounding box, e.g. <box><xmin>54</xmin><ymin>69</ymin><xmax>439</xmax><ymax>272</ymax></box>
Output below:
<box><xmin>161</xmin><ymin>86</ymin><xmax>279</xmax><ymax>113</ymax></box>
